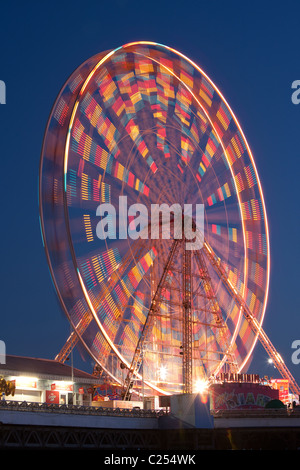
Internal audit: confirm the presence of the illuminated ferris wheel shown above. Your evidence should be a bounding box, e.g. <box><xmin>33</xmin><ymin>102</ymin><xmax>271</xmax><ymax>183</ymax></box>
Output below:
<box><xmin>39</xmin><ymin>41</ymin><xmax>299</xmax><ymax>397</ymax></box>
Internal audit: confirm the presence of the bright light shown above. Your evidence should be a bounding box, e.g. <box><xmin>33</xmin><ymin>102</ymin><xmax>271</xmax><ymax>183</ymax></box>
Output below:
<box><xmin>268</xmin><ymin>357</ymin><xmax>276</xmax><ymax>368</ymax></box>
<box><xmin>11</xmin><ymin>376</ymin><xmax>38</xmax><ymax>389</ymax></box>
<box><xmin>195</xmin><ymin>379</ymin><xmax>209</xmax><ymax>394</ymax></box>
<box><xmin>159</xmin><ymin>365</ymin><xmax>167</xmax><ymax>381</ymax></box>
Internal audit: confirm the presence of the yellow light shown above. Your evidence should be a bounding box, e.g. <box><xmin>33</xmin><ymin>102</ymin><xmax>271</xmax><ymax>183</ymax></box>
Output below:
<box><xmin>11</xmin><ymin>376</ymin><xmax>38</xmax><ymax>389</ymax></box>
<box><xmin>195</xmin><ymin>379</ymin><xmax>209</xmax><ymax>394</ymax></box>
<box><xmin>159</xmin><ymin>365</ymin><xmax>167</xmax><ymax>381</ymax></box>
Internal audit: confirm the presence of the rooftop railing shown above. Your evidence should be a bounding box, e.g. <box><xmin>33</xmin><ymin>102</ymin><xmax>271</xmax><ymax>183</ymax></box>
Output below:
<box><xmin>0</xmin><ymin>399</ymin><xmax>167</xmax><ymax>418</ymax></box>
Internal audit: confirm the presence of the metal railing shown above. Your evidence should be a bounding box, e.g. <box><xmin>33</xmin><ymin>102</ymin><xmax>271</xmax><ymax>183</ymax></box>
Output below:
<box><xmin>211</xmin><ymin>407</ymin><xmax>300</xmax><ymax>418</ymax></box>
<box><xmin>0</xmin><ymin>399</ymin><xmax>167</xmax><ymax>418</ymax></box>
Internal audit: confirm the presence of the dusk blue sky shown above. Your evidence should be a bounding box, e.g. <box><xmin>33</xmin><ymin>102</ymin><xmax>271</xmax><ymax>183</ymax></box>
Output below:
<box><xmin>0</xmin><ymin>0</ymin><xmax>299</xmax><ymax>383</ymax></box>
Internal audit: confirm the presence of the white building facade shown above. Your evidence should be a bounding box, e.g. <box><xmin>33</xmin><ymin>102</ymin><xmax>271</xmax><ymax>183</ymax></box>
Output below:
<box><xmin>0</xmin><ymin>355</ymin><xmax>99</xmax><ymax>405</ymax></box>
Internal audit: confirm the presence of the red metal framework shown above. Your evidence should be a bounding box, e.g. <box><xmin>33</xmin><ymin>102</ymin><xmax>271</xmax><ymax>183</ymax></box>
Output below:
<box><xmin>194</xmin><ymin>249</ymin><xmax>239</xmax><ymax>375</ymax></box>
<box><xmin>121</xmin><ymin>239</ymin><xmax>180</xmax><ymax>400</ymax></box>
<box><xmin>121</xmin><ymin>233</ymin><xmax>241</xmax><ymax>400</ymax></box>
<box><xmin>182</xmin><ymin>243</ymin><xmax>193</xmax><ymax>394</ymax></box>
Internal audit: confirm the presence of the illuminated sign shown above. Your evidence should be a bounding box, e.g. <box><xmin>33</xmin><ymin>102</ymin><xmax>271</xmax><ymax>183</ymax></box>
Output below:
<box><xmin>218</xmin><ymin>373</ymin><xmax>260</xmax><ymax>383</ymax></box>
<box><xmin>270</xmin><ymin>379</ymin><xmax>289</xmax><ymax>404</ymax></box>
<box><xmin>211</xmin><ymin>383</ymin><xmax>279</xmax><ymax>410</ymax></box>
<box><xmin>46</xmin><ymin>390</ymin><xmax>59</xmax><ymax>404</ymax></box>
<box><xmin>14</xmin><ymin>377</ymin><xmax>38</xmax><ymax>389</ymax></box>
<box><xmin>51</xmin><ymin>382</ymin><xmax>73</xmax><ymax>392</ymax></box>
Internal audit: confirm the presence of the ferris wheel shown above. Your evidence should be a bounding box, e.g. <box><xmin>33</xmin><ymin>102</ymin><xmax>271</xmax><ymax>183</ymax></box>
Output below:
<box><xmin>39</xmin><ymin>41</ymin><xmax>299</xmax><ymax>397</ymax></box>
